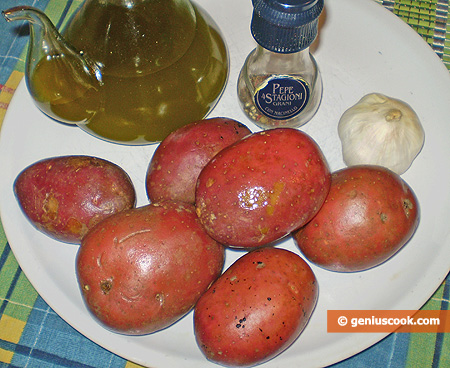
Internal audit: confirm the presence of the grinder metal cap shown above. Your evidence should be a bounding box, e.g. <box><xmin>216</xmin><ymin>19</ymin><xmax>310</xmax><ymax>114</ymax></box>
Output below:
<box><xmin>251</xmin><ymin>0</ymin><xmax>324</xmax><ymax>53</ymax></box>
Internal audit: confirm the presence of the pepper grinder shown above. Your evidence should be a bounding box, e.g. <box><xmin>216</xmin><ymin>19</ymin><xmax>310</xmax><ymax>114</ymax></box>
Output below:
<box><xmin>238</xmin><ymin>0</ymin><xmax>324</xmax><ymax>129</ymax></box>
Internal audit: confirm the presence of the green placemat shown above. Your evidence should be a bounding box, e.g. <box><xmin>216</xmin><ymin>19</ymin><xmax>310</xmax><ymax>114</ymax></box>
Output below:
<box><xmin>374</xmin><ymin>0</ymin><xmax>450</xmax><ymax>69</ymax></box>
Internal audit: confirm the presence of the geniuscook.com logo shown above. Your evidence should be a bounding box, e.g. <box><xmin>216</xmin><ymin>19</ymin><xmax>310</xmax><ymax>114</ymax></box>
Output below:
<box><xmin>254</xmin><ymin>75</ymin><xmax>310</xmax><ymax>120</ymax></box>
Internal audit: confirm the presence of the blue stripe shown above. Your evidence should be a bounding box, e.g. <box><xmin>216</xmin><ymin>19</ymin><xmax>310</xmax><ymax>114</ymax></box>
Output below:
<box><xmin>431</xmin><ymin>273</ymin><xmax>450</xmax><ymax>368</ymax></box>
<box><xmin>55</xmin><ymin>0</ymin><xmax>76</xmax><ymax>30</ymax></box>
<box><xmin>0</xmin><ymin>240</ymin><xmax>11</xmax><ymax>272</ymax></box>
<box><xmin>0</xmin><ymin>338</ymin><xmax>16</xmax><ymax>352</ymax></box>
<box><xmin>0</xmin><ymin>364</ymin><xmax>21</xmax><ymax>368</ymax></box>
<box><xmin>441</xmin><ymin>273</ymin><xmax>450</xmax><ymax>310</ymax></box>
<box><xmin>0</xmin><ymin>242</ymin><xmax>22</xmax><ymax>316</ymax></box>
<box><xmin>0</xmin><ymin>338</ymin><xmax>100</xmax><ymax>368</ymax></box>
<box><xmin>31</xmin><ymin>348</ymin><xmax>101</xmax><ymax>368</ymax></box>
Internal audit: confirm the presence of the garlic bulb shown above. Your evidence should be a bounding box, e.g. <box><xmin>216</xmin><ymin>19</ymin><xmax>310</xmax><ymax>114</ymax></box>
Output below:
<box><xmin>338</xmin><ymin>93</ymin><xmax>425</xmax><ymax>175</ymax></box>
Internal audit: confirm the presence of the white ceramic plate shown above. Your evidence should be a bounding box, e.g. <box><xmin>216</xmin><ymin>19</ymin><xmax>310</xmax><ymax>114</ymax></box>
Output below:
<box><xmin>1</xmin><ymin>0</ymin><xmax>449</xmax><ymax>367</ymax></box>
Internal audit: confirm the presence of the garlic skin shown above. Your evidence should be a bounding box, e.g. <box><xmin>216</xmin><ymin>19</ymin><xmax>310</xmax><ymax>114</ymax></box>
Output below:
<box><xmin>338</xmin><ymin>93</ymin><xmax>425</xmax><ymax>175</ymax></box>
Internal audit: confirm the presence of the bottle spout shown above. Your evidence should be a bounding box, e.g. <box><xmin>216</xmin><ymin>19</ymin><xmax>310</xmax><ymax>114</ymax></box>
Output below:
<box><xmin>2</xmin><ymin>6</ymin><xmax>69</xmax><ymax>52</ymax></box>
<box><xmin>3</xmin><ymin>5</ymin><xmax>50</xmax><ymax>23</ymax></box>
<box><xmin>2</xmin><ymin>6</ymin><xmax>103</xmax><ymax>124</ymax></box>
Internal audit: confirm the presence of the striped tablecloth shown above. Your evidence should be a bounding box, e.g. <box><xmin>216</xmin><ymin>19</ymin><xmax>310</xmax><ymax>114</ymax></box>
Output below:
<box><xmin>1</xmin><ymin>1</ymin><xmax>449</xmax><ymax>367</ymax></box>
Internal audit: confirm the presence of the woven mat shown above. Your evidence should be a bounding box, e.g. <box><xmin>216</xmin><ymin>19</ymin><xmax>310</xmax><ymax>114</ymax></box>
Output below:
<box><xmin>1</xmin><ymin>1</ymin><xmax>449</xmax><ymax>367</ymax></box>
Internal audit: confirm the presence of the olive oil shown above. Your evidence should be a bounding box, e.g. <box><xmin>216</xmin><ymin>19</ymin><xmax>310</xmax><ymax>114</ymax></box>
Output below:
<box><xmin>29</xmin><ymin>54</ymin><xmax>101</xmax><ymax>124</ymax></box>
<box><xmin>30</xmin><ymin>3</ymin><xmax>228</xmax><ymax>144</ymax></box>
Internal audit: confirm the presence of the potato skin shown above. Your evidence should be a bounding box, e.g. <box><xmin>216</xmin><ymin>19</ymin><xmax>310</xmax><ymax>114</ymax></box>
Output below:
<box><xmin>14</xmin><ymin>155</ymin><xmax>136</xmax><ymax>244</ymax></box>
<box><xmin>146</xmin><ymin>117</ymin><xmax>251</xmax><ymax>204</ymax></box>
<box><xmin>294</xmin><ymin>165</ymin><xmax>419</xmax><ymax>272</ymax></box>
<box><xmin>194</xmin><ymin>247</ymin><xmax>318</xmax><ymax>367</ymax></box>
<box><xmin>76</xmin><ymin>201</ymin><xmax>225</xmax><ymax>335</ymax></box>
<box><xmin>195</xmin><ymin>128</ymin><xmax>331</xmax><ymax>248</ymax></box>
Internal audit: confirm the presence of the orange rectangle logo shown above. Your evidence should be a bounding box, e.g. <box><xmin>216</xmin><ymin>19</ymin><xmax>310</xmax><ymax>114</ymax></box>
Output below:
<box><xmin>327</xmin><ymin>310</ymin><xmax>450</xmax><ymax>333</ymax></box>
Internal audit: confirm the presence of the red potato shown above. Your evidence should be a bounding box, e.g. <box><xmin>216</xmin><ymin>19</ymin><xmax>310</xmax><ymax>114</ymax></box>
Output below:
<box><xmin>146</xmin><ymin>117</ymin><xmax>252</xmax><ymax>204</ymax></box>
<box><xmin>195</xmin><ymin>128</ymin><xmax>331</xmax><ymax>248</ymax></box>
<box><xmin>14</xmin><ymin>155</ymin><xmax>136</xmax><ymax>244</ymax></box>
<box><xmin>194</xmin><ymin>247</ymin><xmax>318</xmax><ymax>367</ymax></box>
<box><xmin>293</xmin><ymin>165</ymin><xmax>420</xmax><ymax>272</ymax></box>
<box><xmin>76</xmin><ymin>201</ymin><xmax>225</xmax><ymax>335</ymax></box>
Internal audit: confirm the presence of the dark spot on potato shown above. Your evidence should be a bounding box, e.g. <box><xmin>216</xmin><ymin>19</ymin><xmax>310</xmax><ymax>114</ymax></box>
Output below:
<box><xmin>100</xmin><ymin>279</ymin><xmax>113</xmax><ymax>294</ymax></box>
<box><xmin>155</xmin><ymin>293</ymin><xmax>165</xmax><ymax>306</ymax></box>
<box><xmin>256</xmin><ymin>261</ymin><xmax>265</xmax><ymax>269</ymax></box>
<box><xmin>403</xmin><ymin>198</ymin><xmax>413</xmax><ymax>217</ymax></box>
